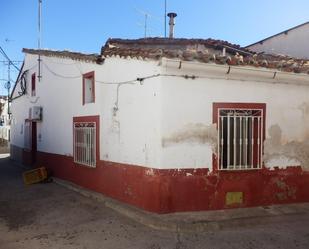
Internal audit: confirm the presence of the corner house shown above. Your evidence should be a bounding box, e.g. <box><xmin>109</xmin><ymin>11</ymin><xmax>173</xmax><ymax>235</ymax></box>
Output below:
<box><xmin>10</xmin><ymin>38</ymin><xmax>309</xmax><ymax>213</ymax></box>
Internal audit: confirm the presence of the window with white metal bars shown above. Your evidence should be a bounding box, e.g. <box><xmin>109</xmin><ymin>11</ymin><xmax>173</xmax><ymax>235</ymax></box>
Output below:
<box><xmin>218</xmin><ymin>109</ymin><xmax>263</xmax><ymax>170</ymax></box>
<box><xmin>73</xmin><ymin>122</ymin><xmax>96</xmax><ymax>167</ymax></box>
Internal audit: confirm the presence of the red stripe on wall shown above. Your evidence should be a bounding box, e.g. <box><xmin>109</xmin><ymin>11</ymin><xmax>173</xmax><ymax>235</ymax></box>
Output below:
<box><xmin>26</xmin><ymin>150</ymin><xmax>309</xmax><ymax>214</ymax></box>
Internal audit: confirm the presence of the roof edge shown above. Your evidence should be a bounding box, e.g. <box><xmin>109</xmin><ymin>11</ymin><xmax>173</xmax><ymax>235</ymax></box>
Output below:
<box><xmin>102</xmin><ymin>37</ymin><xmax>253</xmax><ymax>56</ymax></box>
<box><xmin>22</xmin><ymin>48</ymin><xmax>104</xmax><ymax>64</ymax></box>
<box><xmin>245</xmin><ymin>21</ymin><xmax>309</xmax><ymax>48</ymax></box>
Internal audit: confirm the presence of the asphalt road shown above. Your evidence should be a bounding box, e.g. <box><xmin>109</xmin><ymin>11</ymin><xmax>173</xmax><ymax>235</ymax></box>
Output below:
<box><xmin>0</xmin><ymin>154</ymin><xmax>309</xmax><ymax>249</ymax></box>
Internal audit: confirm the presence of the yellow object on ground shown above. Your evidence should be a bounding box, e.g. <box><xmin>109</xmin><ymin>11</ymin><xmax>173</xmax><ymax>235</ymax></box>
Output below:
<box><xmin>23</xmin><ymin>167</ymin><xmax>48</xmax><ymax>185</ymax></box>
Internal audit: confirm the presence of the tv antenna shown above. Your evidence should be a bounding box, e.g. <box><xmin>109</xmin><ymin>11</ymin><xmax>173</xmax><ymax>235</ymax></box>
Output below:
<box><xmin>135</xmin><ymin>7</ymin><xmax>162</xmax><ymax>37</ymax></box>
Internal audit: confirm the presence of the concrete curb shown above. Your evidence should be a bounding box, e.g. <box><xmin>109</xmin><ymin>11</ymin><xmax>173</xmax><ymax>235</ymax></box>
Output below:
<box><xmin>53</xmin><ymin>177</ymin><xmax>309</xmax><ymax>233</ymax></box>
<box><xmin>53</xmin><ymin>177</ymin><xmax>178</xmax><ymax>232</ymax></box>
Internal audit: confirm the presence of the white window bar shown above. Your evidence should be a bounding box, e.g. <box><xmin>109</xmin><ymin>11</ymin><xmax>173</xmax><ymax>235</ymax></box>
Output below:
<box><xmin>245</xmin><ymin>116</ymin><xmax>248</xmax><ymax>168</ymax></box>
<box><xmin>251</xmin><ymin>117</ymin><xmax>254</xmax><ymax>168</ymax></box>
<box><xmin>239</xmin><ymin>116</ymin><xmax>242</xmax><ymax>167</ymax></box>
<box><xmin>260</xmin><ymin>112</ymin><xmax>264</xmax><ymax>168</ymax></box>
<box><xmin>233</xmin><ymin>114</ymin><xmax>236</xmax><ymax>168</ymax></box>
<box><xmin>218</xmin><ymin>109</ymin><xmax>263</xmax><ymax>170</ymax></box>
<box><xmin>74</xmin><ymin>123</ymin><xmax>96</xmax><ymax>167</ymax></box>
<box><xmin>257</xmin><ymin>117</ymin><xmax>261</xmax><ymax>168</ymax></box>
<box><xmin>92</xmin><ymin>128</ymin><xmax>95</xmax><ymax>165</ymax></box>
<box><xmin>227</xmin><ymin>115</ymin><xmax>230</xmax><ymax>168</ymax></box>
<box><xmin>219</xmin><ymin>116</ymin><xmax>224</xmax><ymax>167</ymax></box>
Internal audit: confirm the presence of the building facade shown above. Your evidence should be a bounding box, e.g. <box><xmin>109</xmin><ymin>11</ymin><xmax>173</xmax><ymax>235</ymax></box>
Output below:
<box><xmin>0</xmin><ymin>96</ymin><xmax>11</xmax><ymax>153</ymax></box>
<box><xmin>10</xmin><ymin>38</ymin><xmax>309</xmax><ymax>213</ymax></box>
<box><xmin>246</xmin><ymin>22</ymin><xmax>309</xmax><ymax>59</ymax></box>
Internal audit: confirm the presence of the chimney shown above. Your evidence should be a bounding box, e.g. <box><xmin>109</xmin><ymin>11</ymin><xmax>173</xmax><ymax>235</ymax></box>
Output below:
<box><xmin>167</xmin><ymin>12</ymin><xmax>177</xmax><ymax>38</ymax></box>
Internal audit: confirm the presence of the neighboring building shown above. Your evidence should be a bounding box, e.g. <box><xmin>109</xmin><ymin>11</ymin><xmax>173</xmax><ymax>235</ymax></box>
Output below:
<box><xmin>0</xmin><ymin>95</ymin><xmax>11</xmax><ymax>146</ymax></box>
<box><xmin>10</xmin><ymin>38</ymin><xmax>309</xmax><ymax>213</ymax></box>
<box><xmin>246</xmin><ymin>21</ymin><xmax>309</xmax><ymax>59</ymax></box>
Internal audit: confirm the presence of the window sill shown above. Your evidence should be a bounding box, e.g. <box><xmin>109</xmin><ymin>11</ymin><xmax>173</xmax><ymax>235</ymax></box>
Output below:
<box><xmin>74</xmin><ymin>161</ymin><xmax>96</xmax><ymax>169</ymax></box>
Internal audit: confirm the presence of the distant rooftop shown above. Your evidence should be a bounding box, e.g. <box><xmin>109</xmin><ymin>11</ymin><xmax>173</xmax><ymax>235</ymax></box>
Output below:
<box><xmin>246</xmin><ymin>21</ymin><xmax>309</xmax><ymax>48</ymax></box>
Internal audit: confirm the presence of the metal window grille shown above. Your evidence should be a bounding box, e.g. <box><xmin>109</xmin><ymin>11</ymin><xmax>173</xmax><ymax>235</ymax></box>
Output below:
<box><xmin>73</xmin><ymin>122</ymin><xmax>96</xmax><ymax>167</ymax></box>
<box><xmin>218</xmin><ymin>109</ymin><xmax>263</xmax><ymax>170</ymax></box>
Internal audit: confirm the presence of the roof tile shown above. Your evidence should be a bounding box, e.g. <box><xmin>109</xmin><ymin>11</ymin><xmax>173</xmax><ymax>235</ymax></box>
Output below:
<box><xmin>102</xmin><ymin>38</ymin><xmax>309</xmax><ymax>74</ymax></box>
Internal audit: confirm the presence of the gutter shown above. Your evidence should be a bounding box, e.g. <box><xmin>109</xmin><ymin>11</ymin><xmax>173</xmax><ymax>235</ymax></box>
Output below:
<box><xmin>161</xmin><ymin>58</ymin><xmax>309</xmax><ymax>86</ymax></box>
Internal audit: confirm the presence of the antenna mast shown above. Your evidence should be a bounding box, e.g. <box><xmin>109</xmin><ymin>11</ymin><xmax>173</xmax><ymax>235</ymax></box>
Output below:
<box><xmin>38</xmin><ymin>0</ymin><xmax>42</xmax><ymax>81</ymax></box>
<box><xmin>144</xmin><ymin>14</ymin><xmax>148</xmax><ymax>38</ymax></box>
<box><xmin>164</xmin><ymin>0</ymin><xmax>167</xmax><ymax>37</ymax></box>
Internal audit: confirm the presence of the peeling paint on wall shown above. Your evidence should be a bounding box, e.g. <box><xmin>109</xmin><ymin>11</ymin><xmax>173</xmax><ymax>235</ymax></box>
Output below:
<box><xmin>162</xmin><ymin>123</ymin><xmax>218</xmax><ymax>151</ymax></box>
<box><xmin>264</xmin><ymin>124</ymin><xmax>309</xmax><ymax>169</ymax></box>
<box><xmin>274</xmin><ymin>179</ymin><xmax>297</xmax><ymax>201</ymax></box>
<box><xmin>145</xmin><ymin>168</ymin><xmax>155</xmax><ymax>176</ymax></box>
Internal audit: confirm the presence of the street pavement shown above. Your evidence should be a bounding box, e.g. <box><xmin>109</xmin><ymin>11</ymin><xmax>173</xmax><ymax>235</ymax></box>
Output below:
<box><xmin>1</xmin><ymin>154</ymin><xmax>309</xmax><ymax>249</ymax></box>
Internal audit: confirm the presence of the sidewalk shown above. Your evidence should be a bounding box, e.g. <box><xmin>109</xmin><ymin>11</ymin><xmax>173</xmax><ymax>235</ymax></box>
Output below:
<box><xmin>53</xmin><ymin>177</ymin><xmax>309</xmax><ymax>233</ymax></box>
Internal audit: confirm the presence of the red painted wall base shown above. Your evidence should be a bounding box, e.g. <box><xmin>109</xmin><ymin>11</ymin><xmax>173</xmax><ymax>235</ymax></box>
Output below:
<box><xmin>29</xmin><ymin>150</ymin><xmax>309</xmax><ymax>214</ymax></box>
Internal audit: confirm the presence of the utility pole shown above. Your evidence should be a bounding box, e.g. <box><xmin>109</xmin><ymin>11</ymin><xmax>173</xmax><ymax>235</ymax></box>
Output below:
<box><xmin>5</xmin><ymin>61</ymin><xmax>11</xmax><ymax>116</ymax></box>
<box><xmin>38</xmin><ymin>0</ymin><xmax>42</xmax><ymax>81</ymax></box>
<box><xmin>1</xmin><ymin>60</ymin><xmax>22</xmax><ymax>98</ymax></box>
<box><xmin>144</xmin><ymin>13</ymin><xmax>148</xmax><ymax>38</ymax></box>
<box><xmin>0</xmin><ymin>47</ymin><xmax>22</xmax><ymax>115</ymax></box>
<box><xmin>164</xmin><ymin>0</ymin><xmax>167</xmax><ymax>37</ymax></box>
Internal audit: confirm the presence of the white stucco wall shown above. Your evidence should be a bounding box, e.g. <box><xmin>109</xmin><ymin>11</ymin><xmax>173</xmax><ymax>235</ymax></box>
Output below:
<box><xmin>11</xmin><ymin>54</ymin><xmax>309</xmax><ymax>170</ymax></box>
<box><xmin>11</xmin><ymin>54</ymin><xmax>162</xmax><ymax>168</ymax></box>
<box><xmin>247</xmin><ymin>23</ymin><xmax>309</xmax><ymax>59</ymax></box>
<box><xmin>0</xmin><ymin>98</ymin><xmax>10</xmax><ymax>141</ymax></box>
<box><xmin>160</xmin><ymin>60</ymin><xmax>309</xmax><ymax>169</ymax></box>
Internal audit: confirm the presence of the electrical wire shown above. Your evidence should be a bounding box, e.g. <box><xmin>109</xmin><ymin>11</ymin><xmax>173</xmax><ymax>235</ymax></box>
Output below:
<box><xmin>42</xmin><ymin>61</ymin><xmax>198</xmax><ymax>84</ymax></box>
<box><xmin>96</xmin><ymin>73</ymin><xmax>196</xmax><ymax>85</ymax></box>
<box><xmin>11</xmin><ymin>59</ymin><xmax>200</xmax><ymax>103</ymax></box>
<box><xmin>0</xmin><ymin>46</ymin><xmax>20</xmax><ymax>71</ymax></box>
<box><xmin>25</xmin><ymin>63</ymin><xmax>39</xmax><ymax>71</ymax></box>
<box><xmin>42</xmin><ymin>61</ymin><xmax>81</xmax><ymax>79</ymax></box>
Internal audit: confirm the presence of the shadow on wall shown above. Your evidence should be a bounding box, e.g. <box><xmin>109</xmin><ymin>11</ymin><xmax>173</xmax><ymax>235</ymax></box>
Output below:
<box><xmin>264</xmin><ymin>124</ymin><xmax>309</xmax><ymax>169</ymax></box>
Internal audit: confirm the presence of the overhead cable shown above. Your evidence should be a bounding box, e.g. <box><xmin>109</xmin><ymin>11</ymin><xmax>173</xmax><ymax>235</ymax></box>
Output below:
<box><xmin>0</xmin><ymin>46</ymin><xmax>20</xmax><ymax>71</ymax></box>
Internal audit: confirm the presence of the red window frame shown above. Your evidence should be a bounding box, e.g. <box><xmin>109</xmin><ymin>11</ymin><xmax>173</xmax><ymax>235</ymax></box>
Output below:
<box><xmin>213</xmin><ymin>102</ymin><xmax>266</xmax><ymax>171</ymax></box>
<box><xmin>31</xmin><ymin>73</ymin><xmax>36</xmax><ymax>96</ymax></box>
<box><xmin>73</xmin><ymin>115</ymin><xmax>100</xmax><ymax>167</ymax></box>
<box><xmin>82</xmin><ymin>71</ymin><xmax>95</xmax><ymax>105</ymax></box>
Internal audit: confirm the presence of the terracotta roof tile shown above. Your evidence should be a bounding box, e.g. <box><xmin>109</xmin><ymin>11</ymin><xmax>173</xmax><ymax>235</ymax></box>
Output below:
<box><xmin>22</xmin><ymin>48</ymin><xmax>104</xmax><ymax>64</ymax></box>
<box><xmin>102</xmin><ymin>38</ymin><xmax>309</xmax><ymax>74</ymax></box>
<box><xmin>22</xmin><ymin>38</ymin><xmax>309</xmax><ymax>75</ymax></box>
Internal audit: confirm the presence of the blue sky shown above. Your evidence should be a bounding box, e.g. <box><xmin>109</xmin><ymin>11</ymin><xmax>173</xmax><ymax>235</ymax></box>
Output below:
<box><xmin>0</xmin><ymin>0</ymin><xmax>308</xmax><ymax>94</ymax></box>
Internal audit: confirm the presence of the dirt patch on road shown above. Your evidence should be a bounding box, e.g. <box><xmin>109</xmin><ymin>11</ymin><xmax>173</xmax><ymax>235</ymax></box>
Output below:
<box><xmin>0</xmin><ymin>200</ymin><xmax>36</xmax><ymax>231</ymax></box>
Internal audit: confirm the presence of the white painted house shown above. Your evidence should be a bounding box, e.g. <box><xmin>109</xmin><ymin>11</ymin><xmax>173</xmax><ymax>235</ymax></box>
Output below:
<box><xmin>0</xmin><ymin>95</ymin><xmax>10</xmax><ymax>156</ymax></box>
<box><xmin>10</xmin><ymin>38</ymin><xmax>309</xmax><ymax>213</ymax></box>
<box><xmin>0</xmin><ymin>96</ymin><xmax>11</xmax><ymax>149</ymax></box>
<box><xmin>246</xmin><ymin>22</ymin><xmax>309</xmax><ymax>59</ymax></box>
